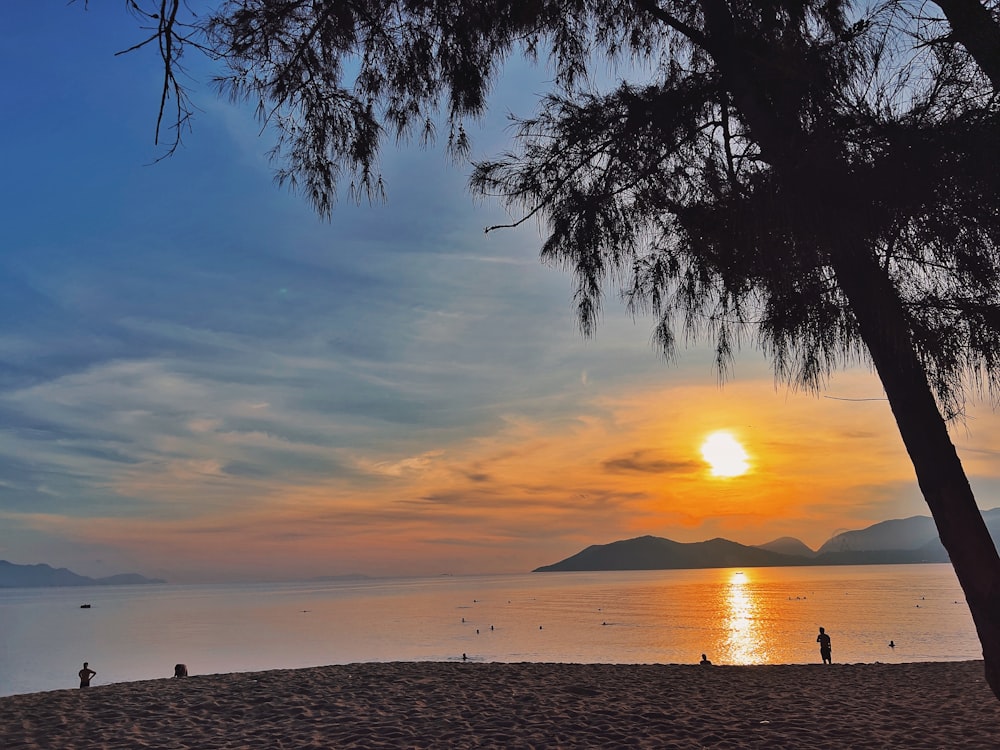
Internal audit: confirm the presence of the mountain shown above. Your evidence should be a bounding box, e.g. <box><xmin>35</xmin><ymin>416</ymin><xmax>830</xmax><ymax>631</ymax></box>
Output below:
<box><xmin>0</xmin><ymin>560</ymin><xmax>165</xmax><ymax>588</ymax></box>
<box><xmin>533</xmin><ymin>509</ymin><xmax>1000</xmax><ymax>572</ymax></box>
<box><xmin>817</xmin><ymin>509</ymin><xmax>1000</xmax><ymax>556</ymax></box>
<box><xmin>754</xmin><ymin>536</ymin><xmax>817</xmax><ymax>558</ymax></box>
<box><xmin>816</xmin><ymin>515</ymin><xmax>938</xmax><ymax>554</ymax></box>
<box><xmin>533</xmin><ymin>535</ymin><xmax>806</xmax><ymax>572</ymax></box>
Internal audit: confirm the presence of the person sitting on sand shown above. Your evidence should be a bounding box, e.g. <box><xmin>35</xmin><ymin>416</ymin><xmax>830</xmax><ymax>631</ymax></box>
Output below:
<box><xmin>817</xmin><ymin>627</ymin><xmax>832</xmax><ymax>664</ymax></box>
<box><xmin>173</xmin><ymin>663</ymin><xmax>188</xmax><ymax>678</ymax></box>
<box><xmin>78</xmin><ymin>662</ymin><xmax>96</xmax><ymax>688</ymax></box>
<box><xmin>699</xmin><ymin>654</ymin><xmax>712</xmax><ymax>666</ymax></box>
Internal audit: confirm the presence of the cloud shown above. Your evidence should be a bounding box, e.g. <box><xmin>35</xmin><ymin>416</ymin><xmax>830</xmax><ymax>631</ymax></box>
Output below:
<box><xmin>602</xmin><ymin>451</ymin><xmax>699</xmax><ymax>475</ymax></box>
<box><xmin>7</xmin><ymin>5</ymin><xmax>1000</xmax><ymax>582</ymax></box>
<box><xmin>356</xmin><ymin>452</ymin><xmax>444</xmax><ymax>477</ymax></box>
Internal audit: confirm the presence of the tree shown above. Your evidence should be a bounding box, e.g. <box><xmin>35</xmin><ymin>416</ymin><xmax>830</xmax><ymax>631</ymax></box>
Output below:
<box><xmin>929</xmin><ymin>0</ymin><xmax>1000</xmax><ymax>89</ymax></box>
<box><xmin>114</xmin><ymin>0</ymin><xmax>1000</xmax><ymax>696</ymax></box>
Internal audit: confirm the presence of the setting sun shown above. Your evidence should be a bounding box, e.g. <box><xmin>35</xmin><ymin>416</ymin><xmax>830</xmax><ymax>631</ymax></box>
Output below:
<box><xmin>700</xmin><ymin>431</ymin><xmax>750</xmax><ymax>477</ymax></box>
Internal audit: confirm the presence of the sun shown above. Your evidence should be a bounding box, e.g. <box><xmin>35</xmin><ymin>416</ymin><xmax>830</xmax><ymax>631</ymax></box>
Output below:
<box><xmin>700</xmin><ymin>431</ymin><xmax>750</xmax><ymax>477</ymax></box>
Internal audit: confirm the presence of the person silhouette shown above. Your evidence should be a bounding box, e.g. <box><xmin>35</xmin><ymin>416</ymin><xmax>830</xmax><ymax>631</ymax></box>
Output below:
<box><xmin>78</xmin><ymin>662</ymin><xmax>97</xmax><ymax>688</ymax></box>
<box><xmin>699</xmin><ymin>653</ymin><xmax>712</xmax><ymax>666</ymax></box>
<box><xmin>817</xmin><ymin>627</ymin><xmax>832</xmax><ymax>664</ymax></box>
<box><xmin>173</xmin><ymin>663</ymin><xmax>189</xmax><ymax>678</ymax></box>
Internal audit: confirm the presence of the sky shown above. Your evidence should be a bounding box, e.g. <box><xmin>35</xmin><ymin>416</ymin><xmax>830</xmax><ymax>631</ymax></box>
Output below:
<box><xmin>1</xmin><ymin>3</ymin><xmax>998</xmax><ymax>584</ymax></box>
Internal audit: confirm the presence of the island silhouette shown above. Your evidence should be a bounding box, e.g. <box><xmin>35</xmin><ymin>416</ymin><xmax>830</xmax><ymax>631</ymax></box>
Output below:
<box><xmin>534</xmin><ymin>509</ymin><xmax>1000</xmax><ymax>572</ymax></box>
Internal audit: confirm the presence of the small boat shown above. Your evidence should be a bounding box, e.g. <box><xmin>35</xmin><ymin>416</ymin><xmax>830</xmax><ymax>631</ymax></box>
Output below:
<box><xmin>79</xmin><ymin>604</ymin><xmax>92</xmax><ymax>609</ymax></box>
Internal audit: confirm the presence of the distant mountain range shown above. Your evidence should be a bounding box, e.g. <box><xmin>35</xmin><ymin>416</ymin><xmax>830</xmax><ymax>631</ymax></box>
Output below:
<box><xmin>0</xmin><ymin>560</ymin><xmax>165</xmax><ymax>588</ymax></box>
<box><xmin>533</xmin><ymin>508</ymin><xmax>1000</xmax><ymax>572</ymax></box>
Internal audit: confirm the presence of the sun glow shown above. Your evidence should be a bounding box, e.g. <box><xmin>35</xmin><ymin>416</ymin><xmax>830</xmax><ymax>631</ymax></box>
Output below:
<box><xmin>700</xmin><ymin>431</ymin><xmax>750</xmax><ymax>477</ymax></box>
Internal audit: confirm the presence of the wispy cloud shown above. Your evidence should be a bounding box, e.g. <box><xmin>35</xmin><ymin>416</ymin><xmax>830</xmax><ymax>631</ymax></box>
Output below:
<box><xmin>2</xmin><ymin>4</ymin><xmax>999</xmax><ymax>583</ymax></box>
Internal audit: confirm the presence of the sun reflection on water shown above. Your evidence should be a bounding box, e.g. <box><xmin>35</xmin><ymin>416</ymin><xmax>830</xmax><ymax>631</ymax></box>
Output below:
<box><xmin>723</xmin><ymin>570</ymin><xmax>770</xmax><ymax>664</ymax></box>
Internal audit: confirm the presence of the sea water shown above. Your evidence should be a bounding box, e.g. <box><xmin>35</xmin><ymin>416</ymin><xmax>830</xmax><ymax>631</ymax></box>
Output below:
<box><xmin>0</xmin><ymin>564</ymin><xmax>979</xmax><ymax>696</ymax></box>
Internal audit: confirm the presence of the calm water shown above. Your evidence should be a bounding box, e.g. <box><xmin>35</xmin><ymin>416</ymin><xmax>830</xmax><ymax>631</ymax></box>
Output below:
<box><xmin>0</xmin><ymin>564</ymin><xmax>980</xmax><ymax>696</ymax></box>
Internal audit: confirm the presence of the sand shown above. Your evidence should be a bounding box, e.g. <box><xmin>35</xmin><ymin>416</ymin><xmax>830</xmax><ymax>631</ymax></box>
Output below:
<box><xmin>3</xmin><ymin>661</ymin><xmax>1000</xmax><ymax>748</ymax></box>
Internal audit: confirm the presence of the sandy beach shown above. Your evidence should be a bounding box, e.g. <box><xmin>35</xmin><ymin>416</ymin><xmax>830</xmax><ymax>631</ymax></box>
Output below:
<box><xmin>3</xmin><ymin>661</ymin><xmax>999</xmax><ymax>748</ymax></box>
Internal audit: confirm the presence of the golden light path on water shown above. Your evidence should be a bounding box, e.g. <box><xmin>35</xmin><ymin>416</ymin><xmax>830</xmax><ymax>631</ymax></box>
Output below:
<box><xmin>723</xmin><ymin>570</ymin><xmax>770</xmax><ymax>664</ymax></box>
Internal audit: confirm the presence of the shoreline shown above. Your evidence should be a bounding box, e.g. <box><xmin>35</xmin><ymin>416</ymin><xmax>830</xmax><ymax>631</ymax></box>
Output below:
<box><xmin>4</xmin><ymin>661</ymin><xmax>999</xmax><ymax>748</ymax></box>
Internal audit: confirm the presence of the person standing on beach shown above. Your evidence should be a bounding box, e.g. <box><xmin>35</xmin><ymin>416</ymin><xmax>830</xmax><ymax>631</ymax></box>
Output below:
<box><xmin>817</xmin><ymin>627</ymin><xmax>832</xmax><ymax>664</ymax></box>
<box><xmin>78</xmin><ymin>662</ymin><xmax>96</xmax><ymax>688</ymax></box>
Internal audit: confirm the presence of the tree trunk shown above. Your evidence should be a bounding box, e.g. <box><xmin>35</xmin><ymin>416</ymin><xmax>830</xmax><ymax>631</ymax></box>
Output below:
<box><xmin>692</xmin><ymin>0</ymin><xmax>1000</xmax><ymax>699</ymax></box>
<box><xmin>831</xmin><ymin>244</ymin><xmax>1000</xmax><ymax>698</ymax></box>
<box><xmin>932</xmin><ymin>0</ymin><xmax>1000</xmax><ymax>90</ymax></box>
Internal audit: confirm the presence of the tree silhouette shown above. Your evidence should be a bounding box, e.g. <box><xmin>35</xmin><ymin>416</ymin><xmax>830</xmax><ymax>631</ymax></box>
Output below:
<box><xmin>112</xmin><ymin>0</ymin><xmax>1000</xmax><ymax>697</ymax></box>
<box><xmin>929</xmin><ymin>0</ymin><xmax>1000</xmax><ymax>88</ymax></box>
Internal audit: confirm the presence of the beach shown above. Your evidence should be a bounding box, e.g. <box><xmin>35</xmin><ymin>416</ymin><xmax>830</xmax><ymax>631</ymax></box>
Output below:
<box><xmin>3</xmin><ymin>661</ymin><xmax>1000</xmax><ymax>748</ymax></box>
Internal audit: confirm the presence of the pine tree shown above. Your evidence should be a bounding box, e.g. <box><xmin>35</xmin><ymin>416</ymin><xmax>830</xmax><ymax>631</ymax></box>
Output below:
<box><xmin>115</xmin><ymin>0</ymin><xmax>1000</xmax><ymax>697</ymax></box>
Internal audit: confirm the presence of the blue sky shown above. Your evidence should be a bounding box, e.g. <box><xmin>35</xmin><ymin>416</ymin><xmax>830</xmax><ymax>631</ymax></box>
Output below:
<box><xmin>1</xmin><ymin>2</ymin><xmax>996</xmax><ymax>583</ymax></box>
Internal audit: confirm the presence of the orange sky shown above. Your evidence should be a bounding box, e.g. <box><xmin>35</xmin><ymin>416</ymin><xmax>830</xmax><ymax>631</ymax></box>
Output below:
<box><xmin>4</xmin><ymin>6</ymin><xmax>999</xmax><ymax>584</ymax></box>
<box><xmin>16</xmin><ymin>362</ymin><xmax>996</xmax><ymax>583</ymax></box>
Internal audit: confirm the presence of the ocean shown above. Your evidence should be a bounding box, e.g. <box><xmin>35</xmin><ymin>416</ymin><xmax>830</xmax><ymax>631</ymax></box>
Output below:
<box><xmin>0</xmin><ymin>564</ymin><xmax>980</xmax><ymax>697</ymax></box>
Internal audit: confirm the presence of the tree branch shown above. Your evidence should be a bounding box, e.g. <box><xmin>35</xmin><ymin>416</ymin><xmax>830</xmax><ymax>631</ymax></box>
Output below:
<box><xmin>631</xmin><ymin>0</ymin><xmax>712</xmax><ymax>51</ymax></box>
